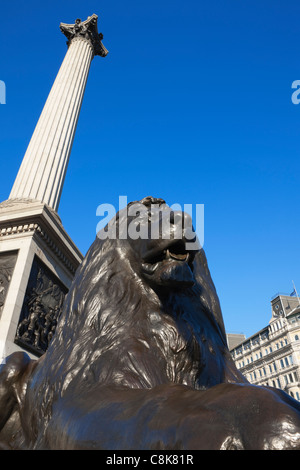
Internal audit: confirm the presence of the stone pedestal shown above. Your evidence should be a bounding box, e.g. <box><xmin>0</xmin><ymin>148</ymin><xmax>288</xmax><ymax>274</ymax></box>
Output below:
<box><xmin>0</xmin><ymin>200</ymin><xmax>83</xmax><ymax>361</ymax></box>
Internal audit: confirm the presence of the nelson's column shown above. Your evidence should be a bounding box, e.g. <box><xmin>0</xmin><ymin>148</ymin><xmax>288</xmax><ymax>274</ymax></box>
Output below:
<box><xmin>0</xmin><ymin>14</ymin><xmax>108</xmax><ymax>361</ymax></box>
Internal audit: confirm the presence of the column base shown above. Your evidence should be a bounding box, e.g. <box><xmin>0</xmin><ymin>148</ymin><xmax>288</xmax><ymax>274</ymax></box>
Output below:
<box><xmin>0</xmin><ymin>199</ymin><xmax>83</xmax><ymax>360</ymax></box>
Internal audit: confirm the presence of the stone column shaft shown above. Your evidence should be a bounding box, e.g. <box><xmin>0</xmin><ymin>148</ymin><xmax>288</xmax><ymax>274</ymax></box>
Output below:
<box><xmin>9</xmin><ymin>14</ymin><xmax>108</xmax><ymax>213</ymax></box>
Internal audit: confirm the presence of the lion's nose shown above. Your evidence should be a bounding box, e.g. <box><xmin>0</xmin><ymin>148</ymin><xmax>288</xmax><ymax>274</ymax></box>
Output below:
<box><xmin>169</xmin><ymin>210</ymin><xmax>193</xmax><ymax>229</ymax></box>
<box><xmin>158</xmin><ymin>210</ymin><xmax>194</xmax><ymax>242</ymax></box>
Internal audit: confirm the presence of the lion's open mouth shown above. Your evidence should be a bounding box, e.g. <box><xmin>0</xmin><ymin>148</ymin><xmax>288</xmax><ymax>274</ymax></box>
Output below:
<box><xmin>141</xmin><ymin>240</ymin><xmax>195</xmax><ymax>275</ymax></box>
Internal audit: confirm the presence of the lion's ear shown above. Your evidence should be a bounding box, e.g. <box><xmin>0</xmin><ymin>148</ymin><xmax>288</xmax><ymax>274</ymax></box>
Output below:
<box><xmin>193</xmin><ymin>250</ymin><xmax>226</xmax><ymax>341</ymax></box>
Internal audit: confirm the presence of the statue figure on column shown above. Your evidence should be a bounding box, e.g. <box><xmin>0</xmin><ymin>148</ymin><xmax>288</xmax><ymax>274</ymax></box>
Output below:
<box><xmin>60</xmin><ymin>14</ymin><xmax>108</xmax><ymax>57</ymax></box>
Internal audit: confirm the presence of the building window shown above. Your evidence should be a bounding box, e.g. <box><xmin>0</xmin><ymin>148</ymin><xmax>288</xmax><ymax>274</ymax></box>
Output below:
<box><xmin>285</xmin><ymin>357</ymin><xmax>289</xmax><ymax>367</ymax></box>
<box><xmin>277</xmin><ymin>379</ymin><xmax>281</xmax><ymax>388</ymax></box>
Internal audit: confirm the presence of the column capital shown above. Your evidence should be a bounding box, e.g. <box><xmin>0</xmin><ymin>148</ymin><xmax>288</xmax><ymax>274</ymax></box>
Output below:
<box><xmin>60</xmin><ymin>14</ymin><xmax>108</xmax><ymax>58</ymax></box>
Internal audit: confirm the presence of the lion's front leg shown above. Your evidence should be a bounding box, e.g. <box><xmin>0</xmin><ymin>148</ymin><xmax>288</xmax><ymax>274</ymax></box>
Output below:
<box><xmin>196</xmin><ymin>383</ymin><xmax>300</xmax><ymax>450</ymax></box>
<box><xmin>36</xmin><ymin>382</ymin><xmax>300</xmax><ymax>450</ymax></box>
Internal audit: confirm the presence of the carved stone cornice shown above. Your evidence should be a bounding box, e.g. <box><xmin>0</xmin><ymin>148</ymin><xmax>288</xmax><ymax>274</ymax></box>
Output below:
<box><xmin>0</xmin><ymin>198</ymin><xmax>62</xmax><ymax>225</ymax></box>
<box><xmin>0</xmin><ymin>222</ymin><xmax>77</xmax><ymax>275</ymax></box>
<box><xmin>60</xmin><ymin>14</ymin><xmax>108</xmax><ymax>58</ymax></box>
<box><xmin>0</xmin><ymin>201</ymin><xmax>83</xmax><ymax>275</ymax></box>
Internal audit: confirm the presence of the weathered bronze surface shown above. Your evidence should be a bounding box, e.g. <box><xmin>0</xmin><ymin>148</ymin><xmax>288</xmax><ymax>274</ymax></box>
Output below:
<box><xmin>0</xmin><ymin>197</ymin><xmax>299</xmax><ymax>450</ymax></box>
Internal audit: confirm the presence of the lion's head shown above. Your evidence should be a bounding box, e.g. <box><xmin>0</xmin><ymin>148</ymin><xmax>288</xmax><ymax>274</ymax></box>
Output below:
<box><xmin>116</xmin><ymin>196</ymin><xmax>198</xmax><ymax>290</ymax></box>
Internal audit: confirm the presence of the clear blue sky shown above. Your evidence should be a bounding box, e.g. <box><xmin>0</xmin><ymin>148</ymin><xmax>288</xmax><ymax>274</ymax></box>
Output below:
<box><xmin>1</xmin><ymin>0</ymin><xmax>300</xmax><ymax>338</ymax></box>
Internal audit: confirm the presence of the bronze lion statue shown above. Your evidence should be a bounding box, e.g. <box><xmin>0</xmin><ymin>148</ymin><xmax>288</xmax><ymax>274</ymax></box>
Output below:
<box><xmin>0</xmin><ymin>196</ymin><xmax>299</xmax><ymax>450</ymax></box>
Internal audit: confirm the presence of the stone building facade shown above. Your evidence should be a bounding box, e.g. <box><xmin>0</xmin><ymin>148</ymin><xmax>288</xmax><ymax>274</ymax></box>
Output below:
<box><xmin>229</xmin><ymin>294</ymin><xmax>300</xmax><ymax>401</ymax></box>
